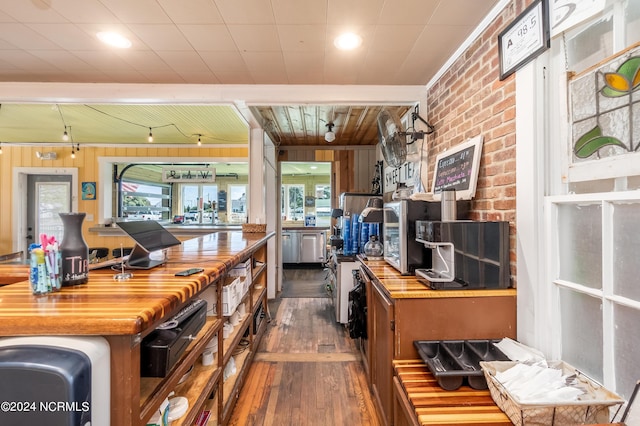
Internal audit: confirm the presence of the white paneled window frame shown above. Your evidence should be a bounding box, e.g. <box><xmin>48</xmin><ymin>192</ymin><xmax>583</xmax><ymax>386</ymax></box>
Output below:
<box><xmin>517</xmin><ymin>0</ymin><xmax>640</xmax><ymax>404</ymax></box>
<box><xmin>544</xmin><ymin>191</ymin><xmax>640</xmax><ymax>395</ymax></box>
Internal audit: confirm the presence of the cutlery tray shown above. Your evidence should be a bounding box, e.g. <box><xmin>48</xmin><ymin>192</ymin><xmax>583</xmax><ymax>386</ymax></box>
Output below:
<box><xmin>413</xmin><ymin>339</ymin><xmax>510</xmax><ymax>390</ymax></box>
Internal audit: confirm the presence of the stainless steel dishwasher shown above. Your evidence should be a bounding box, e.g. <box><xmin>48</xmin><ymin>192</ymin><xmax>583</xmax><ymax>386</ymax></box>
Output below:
<box><xmin>299</xmin><ymin>231</ymin><xmax>326</xmax><ymax>263</ymax></box>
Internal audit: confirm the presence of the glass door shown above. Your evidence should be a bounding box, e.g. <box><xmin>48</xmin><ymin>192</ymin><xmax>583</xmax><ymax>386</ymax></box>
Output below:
<box><xmin>27</xmin><ymin>175</ymin><xmax>72</xmax><ymax>248</ymax></box>
<box><xmin>228</xmin><ymin>185</ymin><xmax>247</xmax><ymax>224</ymax></box>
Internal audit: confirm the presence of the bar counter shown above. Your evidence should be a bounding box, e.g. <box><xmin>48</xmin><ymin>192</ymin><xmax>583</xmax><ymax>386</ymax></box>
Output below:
<box><xmin>0</xmin><ymin>230</ymin><xmax>274</xmax><ymax>426</ymax></box>
<box><xmin>0</xmin><ymin>231</ymin><xmax>272</xmax><ymax>337</ymax></box>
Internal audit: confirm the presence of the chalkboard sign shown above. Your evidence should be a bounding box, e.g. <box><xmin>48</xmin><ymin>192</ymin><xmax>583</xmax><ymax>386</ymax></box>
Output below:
<box><xmin>431</xmin><ymin>136</ymin><xmax>483</xmax><ymax>200</ymax></box>
<box><xmin>218</xmin><ymin>190</ymin><xmax>227</xmax><ymax>210</ymax></box>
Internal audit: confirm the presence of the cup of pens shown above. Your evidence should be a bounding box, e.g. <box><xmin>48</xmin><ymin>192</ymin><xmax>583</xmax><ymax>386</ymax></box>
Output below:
<box><xmin>29</xmin><ymin>235</ymin><xmax>62</xmax><ymax>295</ymax></box>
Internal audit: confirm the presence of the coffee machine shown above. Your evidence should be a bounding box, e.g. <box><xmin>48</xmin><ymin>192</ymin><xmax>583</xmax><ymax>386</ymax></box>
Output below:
<box><xmin>414</xmin><ymin>220</ymin><xmax>511</xmax><ymax>290</ymax></box>
<box><xmin>329</xmin><ymin>208</ymin><xmax>344</xmax><ymax>252</ymax></box>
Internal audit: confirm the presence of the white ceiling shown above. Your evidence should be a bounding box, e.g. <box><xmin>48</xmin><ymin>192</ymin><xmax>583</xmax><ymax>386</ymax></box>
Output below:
<box><xmin>0</xmin><ymin>0</ymin><xmax>501</xmax><ymax>146</ymax></box>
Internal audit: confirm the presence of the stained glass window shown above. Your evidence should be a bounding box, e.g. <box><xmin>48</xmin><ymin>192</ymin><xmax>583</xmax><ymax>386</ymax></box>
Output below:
<box><xmin>569</xmin><ymin>45</ymin><xmax>640</xmax><ymax>163</ymax></box>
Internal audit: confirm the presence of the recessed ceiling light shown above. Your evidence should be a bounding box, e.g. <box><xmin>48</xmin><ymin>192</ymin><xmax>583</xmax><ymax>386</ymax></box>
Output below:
<box><xmin>334</xmin><ymin>32</ymin><xmax>362</xmax><ymax>50</ymax></box>
<box><xmin>97</xmin><ymin>31</ymin><xmax>132</xmax><ymax>48</ymax></box>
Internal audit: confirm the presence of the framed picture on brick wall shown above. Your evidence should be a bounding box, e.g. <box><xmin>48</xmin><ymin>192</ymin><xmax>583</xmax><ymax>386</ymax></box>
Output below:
<box><xmin>498</xmin><ymin>0</ymin><xmax>550</xmax><ymax>80</ymax></box>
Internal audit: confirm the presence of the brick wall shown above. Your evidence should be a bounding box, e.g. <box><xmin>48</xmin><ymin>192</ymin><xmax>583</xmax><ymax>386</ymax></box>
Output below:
<box><xmin>425</xmin><ymin>0</ymin><xmax>530</xmax><ymax>286</ymax></box>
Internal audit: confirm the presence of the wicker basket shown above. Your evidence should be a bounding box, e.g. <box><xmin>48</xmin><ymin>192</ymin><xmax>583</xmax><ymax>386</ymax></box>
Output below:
<box><xmin>242</xmin><ymin>223</ymin><xmax>266</xmax><ymax>233</ymax></box>
<box><xmin>480</xmin><ymin>361</ymin><xmax>624</xmax><ymax>426</ymax></box>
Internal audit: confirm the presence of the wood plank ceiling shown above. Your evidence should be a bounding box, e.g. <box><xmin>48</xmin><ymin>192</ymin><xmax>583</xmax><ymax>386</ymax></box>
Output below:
<box><xmin>250</xmin><ymin>105</ymin><xmax>410</xmax><ymax>147</ymax></box>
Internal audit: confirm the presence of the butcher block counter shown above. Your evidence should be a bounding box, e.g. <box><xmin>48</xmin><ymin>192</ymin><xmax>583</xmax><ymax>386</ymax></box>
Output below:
<box><xmin>0</xmin><ymin>230</ymin><xmax>274</xmax><ymax>426</ymax></box>
<box><xmin>358</xmin><ymin>257</ymin><xmax>517</xmax><ymax>426</ymax></box>
<box><xmin>393</xmin><ymin>360</ymin><xmax>511</xmax><ymax>425</ymax></box>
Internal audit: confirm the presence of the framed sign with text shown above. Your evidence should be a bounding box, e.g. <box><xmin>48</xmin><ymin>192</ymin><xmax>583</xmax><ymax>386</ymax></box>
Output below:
<box><xmin>431</xmin><ymin>135</ymin><xmax>483</xmax><ymax>200</ymax></box>
<box><xmin>498</xmin><ymin>0</ymin><xmax>550</xmax><ymax>80</ymax></box>
<box><xmin>161</xmin><ymin>166</ymin><xmax>216</xmax><ymax>183</ymax></box>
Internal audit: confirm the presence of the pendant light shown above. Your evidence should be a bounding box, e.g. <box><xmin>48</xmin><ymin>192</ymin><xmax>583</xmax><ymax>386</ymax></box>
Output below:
<box><xmin>325</xmin><ymin>123</ymin><xmax>336</xmax><ymax>143</ymax></box>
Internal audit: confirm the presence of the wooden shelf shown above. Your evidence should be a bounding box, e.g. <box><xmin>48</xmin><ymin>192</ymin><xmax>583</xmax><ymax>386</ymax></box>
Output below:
<box><xmin>221</xmin><ymin>348</ymin><xmax>252</xmax><ymax>423</ymax></box>
<box><xmin>252</xmin><ymin>262</ymin><xmax>267</xmax><ymax>282</ymax></box>
<box><xmin>222</xmin><ymin>312</ymin><xmax>251</xmax><ymax>366</ymax></box>
<box><xmin>251</xmin><ymin>286</ymin><xmax>266</xmax><ymax>314</ymax></box>
<box><xmin>139</xmin><ymin>316</ymin><xmax>222</xmax><ymax>425</ymax></box>
<box><xmin>136</xmin><ymin>236</ymin><xmax>270</xmax><ymax>426</ymax></box>
<box><xmin>171</xmin><ymin>359</ymin><xmax>222</xmax><ymax>426</ymax></box>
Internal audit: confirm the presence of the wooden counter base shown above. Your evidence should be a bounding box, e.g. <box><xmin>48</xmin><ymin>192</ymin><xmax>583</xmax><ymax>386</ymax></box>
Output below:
<box><xmin>393</xmin><ymin>360</ymin><xmax>511</xmax><ymax>425</ymax></box>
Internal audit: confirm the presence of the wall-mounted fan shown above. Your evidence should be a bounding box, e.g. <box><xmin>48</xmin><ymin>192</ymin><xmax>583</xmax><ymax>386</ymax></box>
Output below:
<box><xmin>376</xmin><ymin>108</ymin><xmax>407</xmax><ymax>168</ymax></box>
<box><xmin>376</xmin><ymin>106</ymin><xmax>435</xmax><ymax>168</ymax></box>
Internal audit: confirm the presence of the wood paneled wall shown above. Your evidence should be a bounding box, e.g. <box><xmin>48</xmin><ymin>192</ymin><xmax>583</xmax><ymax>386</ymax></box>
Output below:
<box><xmin>0</xmin><ymin>145</ymin><xmax>248</xmax><ymax>255</ymax></box>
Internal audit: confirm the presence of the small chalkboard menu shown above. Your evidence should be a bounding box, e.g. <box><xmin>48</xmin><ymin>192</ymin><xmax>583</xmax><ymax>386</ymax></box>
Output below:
<box><xmin>431</xmin><ymin>136</ymin><xmax>483</xmax><ymax>200</ymax></box>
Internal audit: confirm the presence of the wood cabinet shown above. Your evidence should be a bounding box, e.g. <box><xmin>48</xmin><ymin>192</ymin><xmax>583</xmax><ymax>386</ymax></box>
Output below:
<box><xmin>368</xmin><ymin>277</ymin><xmax>394</xmax><ymax>426</ymax></box>
<box><xmin>360</xmin><ymin>259</ymin><xmax>517</xmax><ymax>426</ymax></box>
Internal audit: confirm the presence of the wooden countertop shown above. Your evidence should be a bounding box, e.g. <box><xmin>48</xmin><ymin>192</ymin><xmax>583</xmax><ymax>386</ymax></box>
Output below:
<box><xmin>0</xmin><ymin>231</ymin><xmax>273</xmax><ymax>337</ymax></box>
<box><xmin>88</xmin><ymin>223</ymin><xmax>242</xmax><ymax>236</ymax></box>
<box><xmin>281</xmin><ymin>226</ymin><xmax>329</xmax><ymax>231</ymax></box>
<box><xmin>359</xmin><ymin>257</ymin><xmax>517</xmax><ymax>300</ymax></box>
<box><xmin>394</xmin><ymin>360</ymin><xmax>512</xmax><ymax>425</ymax></box>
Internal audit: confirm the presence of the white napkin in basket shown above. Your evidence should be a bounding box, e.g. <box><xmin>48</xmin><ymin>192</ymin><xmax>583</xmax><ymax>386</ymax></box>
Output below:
<box><xmin>495</xmin><ymin>363</ymin><xmax>584</xmax><ymax>403</ymax></box>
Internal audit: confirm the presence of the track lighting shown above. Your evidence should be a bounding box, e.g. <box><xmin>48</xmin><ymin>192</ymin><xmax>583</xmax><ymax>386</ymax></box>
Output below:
<box><xmin>148</xmin><ymin>127</ymin><xmax>153</xmax><ymax>143</ymax></box>
<box><xmin>325</xmin><ymin>123</ymin><xmax>336</xmax><ymax>143</ymax></box>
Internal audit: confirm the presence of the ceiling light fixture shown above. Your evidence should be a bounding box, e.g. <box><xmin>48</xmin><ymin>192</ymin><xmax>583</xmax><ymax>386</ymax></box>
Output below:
<box><xmin>71</xmin><ymin>144</ymin><xmax>76</xmax><ymax>159</ymax></box>
<box><xmin>325</xmin><ymin>123</ymin><xmax>336</xmax><ymax>143</ymax></box>
<box><xmin>148</xmin><ymin>128</ymin><xmax>153</xmax><ymax>143</ymax></box>
<box><xmin>197</xmin><ymin>134</ymin><xmax>202</xmax><ymax>146</ymax></box>
<box><xmin>334</xmin><ymin>32</ymin><xmax>362</xmax><ymax>50</ymax></box>
<box><xmin>0</xmin><ymin>142</ymin><xmax>3</xmax><ymax>155</ymax></box>
<box><xmin>97</xmin><ymin>31</ymin><xmax>132</xmax><ymax>49</ymax></box>
<box><xmin>57</xmin><ymin>105</ymin><xmax>70</xmax><ymax>142</ymax></box>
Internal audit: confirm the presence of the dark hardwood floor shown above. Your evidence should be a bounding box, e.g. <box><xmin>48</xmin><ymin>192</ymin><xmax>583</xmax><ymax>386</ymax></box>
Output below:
<box><xmin>228</xmin><ymin>294</ymin><xmax>381</xmax><ymax>426</ymax></box>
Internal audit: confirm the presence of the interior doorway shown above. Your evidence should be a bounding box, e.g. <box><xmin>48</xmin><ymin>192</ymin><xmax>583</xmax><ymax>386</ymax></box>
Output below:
<box><xmin>280</xmin><ymin>162</ymin><xmax>331</xmax><ymax>227</ymax></box>
<box><xmin>12</xmin><ymin>168</ymin><xmax>78</xmax><ymax>256</ymax></box>
<box><xmin>26</xmin><ymin>175</ymin><xmax>72</xmax><ymax>248</ymax></box>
